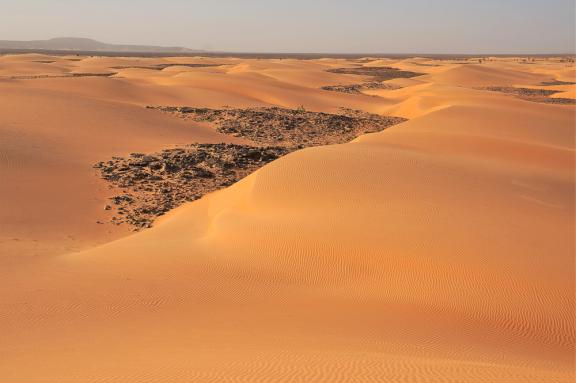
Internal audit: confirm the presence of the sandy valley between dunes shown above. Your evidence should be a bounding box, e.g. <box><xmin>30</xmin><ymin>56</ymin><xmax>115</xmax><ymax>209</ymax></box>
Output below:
<box><xmin>0</xmin><ymin>53</ymin><xmax>574</xmax><ymax>382</ymax></box>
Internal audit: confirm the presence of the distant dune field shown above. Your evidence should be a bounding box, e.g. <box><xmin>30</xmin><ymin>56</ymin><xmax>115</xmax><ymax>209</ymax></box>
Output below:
<box><xmin>0</xmin><ymin>53</ymin><xmax>574</xmax><ymax>382</ymax></box>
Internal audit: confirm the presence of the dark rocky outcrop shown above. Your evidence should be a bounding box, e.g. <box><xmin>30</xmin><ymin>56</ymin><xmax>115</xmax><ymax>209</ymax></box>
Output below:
<box><xmin>539</xmin><ymin>80</ymin><xmax>576</xmax><ymax>86</ymax></box>
<box><xmin>148</xmin><ymin>106</ymin><xmax>406</xmax><ymax>147</ymax></box>
<box><xmin>6</xmin><ymin>72</ymin><xmax>116</xmax><ymax>80</ymax></box>
<box><xmin>110</xmin><ymin>63</ymin><xmax>222</xmax><ymax>71</ymax></box>
<box><xmin>482</xmin><ymin>86</ymin><xmax>576</xmax><ymax>104</ymax></box>
<box><xmin>95</xmin><ymin>144</ymin><xmax>290</xmax><ymax>229</ymax></box>
<box><xmin>326</xmin><ymin>66</ymin><xmax>424</xmax><ymax>82</ymax></box>
<box><xmin>320</xmin><ymin>66</ymin><xmax>422</xmax><ymax>95</ymax></box>
<box><xmin>321</xmin><ymin>82</ymin><xmax>399</xmax><ymax>94</ymax></box>
<box><xmin>97</xmin><ymin>107</ymin><xmax>407</xmax><ymax>229</ymax></box>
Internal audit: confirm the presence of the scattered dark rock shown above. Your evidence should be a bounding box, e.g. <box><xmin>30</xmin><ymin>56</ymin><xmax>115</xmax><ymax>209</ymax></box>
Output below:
<box><xmin>326</xmin><ymin>66</ymin><xmax>424</xmax><ymax>82</ymax></box>
<box><xmin>321</xmin><ymin>82</ymin><xmax>399</xmax><ymax>94</ymax></box>
<box><xmin>412</xmin><ymin>62</ymin><xmax>441</xmax><ymax>67</ymax></box>
<box><xmin>70</xmin><ymin>72</ymin><xmax>116</xmax><ymax>78</ymax></box>
<box><xmin>95</xmin><ymin>144</ymin><xmax>290</xmax><ymax>229</ymax></box>
<box><xmin>94</xmin><ymin>107</ymin><xmax>405</xmax><ymax>230</ymax></box>
<box><xmin>540</xmin><ymin>80</ymin><xmax>576</xmax><ymax>86</ymax></box>
<box><xmin>148</xmin><ymin>106</ymin><xmax>407</xmax><ymax>147</ymax></box>
<box><xmin>320</xmin><ymin>66</ymin><xmax>422</xmax><ymax>96</ymax></box>
<box><xmin>483</xmin><ymin>87</ymin><xmax>560</xmax><ymax>97</ymax></box>
<box><xmin>481</xmin><ymin>86</ymin><xmax>576</xmax><ymax>105</ymax></box>
<box><xmin>110</xmin><ymin>63</ymin><xmax>222</xmax><ymax>70</ymax></box>
<box><xmin>98</xmin><ymin>107</ymin><xmax>407</xmax><ymax>230</ymax></box>
<box><xmin>6</xmin><ymin>72</ymin><xmax>117</xmax><ymax>80</ymax></box>
<box><xmin>532</xmin><ymin>98</ymin><xmax>576</xmax><ymax>105</ymax></box>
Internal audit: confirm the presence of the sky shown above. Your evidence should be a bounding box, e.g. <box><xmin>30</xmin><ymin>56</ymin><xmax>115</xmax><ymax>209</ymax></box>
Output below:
<box><xmin>2</xmin><ymin>0</ymin><xmax>575</xmax><ymax>53</ymax></box>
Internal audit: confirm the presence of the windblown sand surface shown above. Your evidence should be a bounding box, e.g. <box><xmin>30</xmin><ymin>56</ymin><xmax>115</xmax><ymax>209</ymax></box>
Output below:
<box><xmin>0</xmin><ymin>54</ymin><xmax>574</xmax><ymax>382</ymax></box>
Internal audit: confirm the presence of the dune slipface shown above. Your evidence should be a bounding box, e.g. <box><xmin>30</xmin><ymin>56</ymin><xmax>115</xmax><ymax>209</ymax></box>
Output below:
<box><xmin>0</xmin><ymin>54</ymin><xmax>574</xmax><ymax>382</ymax></box>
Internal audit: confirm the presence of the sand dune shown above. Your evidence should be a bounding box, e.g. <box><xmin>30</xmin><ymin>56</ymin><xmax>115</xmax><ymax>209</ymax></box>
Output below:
<box><xmin>421</xmin><ymin>63</ymin><xmax>549</xmax><ymax>87</ymax></box>
<box><xmin>0</xmin><ymin>54</ymin><xmax>574</xmax><ymax>382</ymax></box>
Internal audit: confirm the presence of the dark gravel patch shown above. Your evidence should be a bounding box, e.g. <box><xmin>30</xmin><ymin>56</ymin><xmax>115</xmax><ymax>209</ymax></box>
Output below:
<box><xmin>481</xmin><ymin>86</ymin><xmax>575</xmax><ymax>105</ymax></box>
<box><xmin>148</xmin><ymin>106</ymin><xmax>406</xmax><ymax>148</ymax></box>
<box><xmin>326</xmin><ymin>66</ymin><xmax>424</xmax><ymax>82</ymax></box>
<box><xmin>97</xmin><ymin>107</ymin><xmax>407</xmax><ymax>229</ymax></box>
<box><xmin>95</xmin><ymin>144</ymin><xmax>290</xmax><ymax>229</ymax></box>
<box><xmin>540</xmin><ymin>80</ymin><xmax>576</xmax><ymax>86</ymax></box>
<box><xmin>110</xmin><ymin>63</ymin><xmax>222</xmax><ymax>70</ymax></box>
<box><xmin>5</xmin><ymin>72</ymin><xmax>116</xmax><ymax>80</ymax></box>
<box><xmin>321</xmin><ymin>82</ymin><xmax>399</xmax><ymax>94</ymax></box>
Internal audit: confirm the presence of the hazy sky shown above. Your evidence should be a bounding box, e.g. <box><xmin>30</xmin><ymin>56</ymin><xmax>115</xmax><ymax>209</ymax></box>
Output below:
<box><xmin>2</xmin><ymin>0</ymin><xmax>575</xmax><ymax>53</ymax></box>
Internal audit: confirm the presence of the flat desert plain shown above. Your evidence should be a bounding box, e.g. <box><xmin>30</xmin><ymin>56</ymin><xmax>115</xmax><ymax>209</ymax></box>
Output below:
<box><xmin>0</xmin><ymin>53</ymin><xmax>574</xmax><ymax>382</ymax></box>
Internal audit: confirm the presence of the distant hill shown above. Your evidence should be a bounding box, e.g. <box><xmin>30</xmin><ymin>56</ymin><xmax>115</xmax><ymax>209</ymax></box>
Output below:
<box><xmin>0</xmin><ymin>37</ymin><xmax>201</xmax><ymax>53</ymax></box>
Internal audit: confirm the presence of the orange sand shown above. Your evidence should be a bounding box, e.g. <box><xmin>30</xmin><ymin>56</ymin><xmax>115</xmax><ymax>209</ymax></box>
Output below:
<box><xmin>0</xmin><ymin>54</ymin><xmax>574</xmax><ymax>382</ymax></box>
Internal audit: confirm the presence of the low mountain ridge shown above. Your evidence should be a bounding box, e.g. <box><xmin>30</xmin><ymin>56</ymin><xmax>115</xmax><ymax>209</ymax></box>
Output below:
<box><xmin>0</xmin><ymin>37</ymin><xmax>200</xmax><ymax>53</ymax></box>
